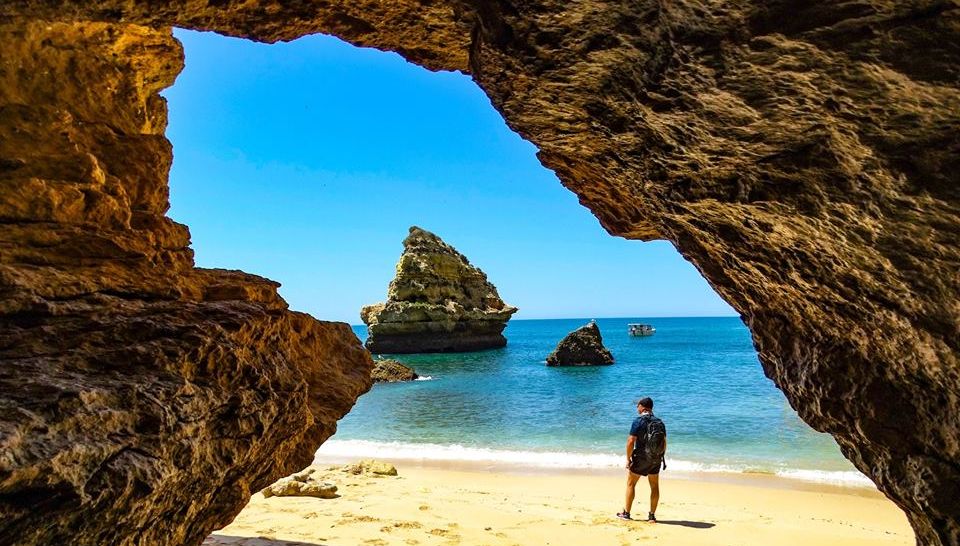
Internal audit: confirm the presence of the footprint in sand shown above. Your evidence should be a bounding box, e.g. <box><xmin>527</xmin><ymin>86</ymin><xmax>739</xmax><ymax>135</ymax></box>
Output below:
<box><xmin>337</xmin><ymin>514</ymin><xmax>380</xmax><ymax>525</ymax></box>
<box><xmin>427</xmin><ymin>528</ymin><xmax>461</xmax><ymax>541</ymax></box>
<box><xmin>405</xmin><ymin>540</ymin><xmax>420</xmax><ymax>546</ymax></box>
<box><xmin>380</xmin><ymin>521</ymin><xmax>422</xmax><ymax>533</ymax></box>
<box><xmin>363</xmin><ymin>539</ymin><xmax>388</xmax><ymax>546</ymax></box>
<box><xmin>418</xmin><ymin>505</ymin><xmax>430</xmax><ymax>511</ymax></box>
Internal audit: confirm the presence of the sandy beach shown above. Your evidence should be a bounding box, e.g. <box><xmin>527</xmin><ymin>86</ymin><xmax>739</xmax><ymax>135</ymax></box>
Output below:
<box><xmin>204</xmin><ymin>462</ymin><xmax>912</xmax><ymax>546</ymax></box>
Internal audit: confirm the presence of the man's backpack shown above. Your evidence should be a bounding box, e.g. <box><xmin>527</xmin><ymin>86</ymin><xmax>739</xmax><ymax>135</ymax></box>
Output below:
<box><xmin>634</xmin><ymin>415</ymin><xmax>667</xmax><ymax>465</ymax></box>
<box><xmin>644</xmin><ymin>416</ymin><xmax>667</xmax><ymax>458</ymax></box>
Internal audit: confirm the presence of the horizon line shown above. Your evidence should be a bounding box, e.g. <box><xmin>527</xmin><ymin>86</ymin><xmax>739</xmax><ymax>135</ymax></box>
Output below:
<box><xmin>347</xmin><ymin>314</ymin><xmax>742</xmax><ymax>327</ymax></box>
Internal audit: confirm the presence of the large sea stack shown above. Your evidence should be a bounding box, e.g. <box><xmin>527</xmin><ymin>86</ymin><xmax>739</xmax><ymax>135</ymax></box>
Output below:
<box><xmin>546</xmin><ymin>322</ymin><xmax>615</xmax><ymax>366</ymax></box>
<box><xmin>361</xmin><ymin>227</ymin><xmax>517</xmax><ymax>353</ymax></box>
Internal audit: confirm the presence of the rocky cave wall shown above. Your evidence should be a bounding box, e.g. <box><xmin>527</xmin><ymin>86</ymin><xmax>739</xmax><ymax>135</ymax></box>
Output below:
<box><xmin>0</xmin><ymin>19</ymin><xmax>372</xmax><ymax>546</ymax></box>
<box><xmin>0</xmin><ymin>1</ymin><xmax>957</xmax><ymax>545</ymax></box>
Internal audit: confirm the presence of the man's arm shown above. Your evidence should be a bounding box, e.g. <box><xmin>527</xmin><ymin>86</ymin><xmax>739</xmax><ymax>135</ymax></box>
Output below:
<box><xmin>625</xmin><ymin>435</ymin><xmax>637</xmax><ymax>469</ymax></box>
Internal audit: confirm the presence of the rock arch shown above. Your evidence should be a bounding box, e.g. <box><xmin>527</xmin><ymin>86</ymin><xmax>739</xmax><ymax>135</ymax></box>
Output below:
<box><xmin>0</xmin><ymin>2</ymin><xmax>957</xmax><ymax>545</ymax></box>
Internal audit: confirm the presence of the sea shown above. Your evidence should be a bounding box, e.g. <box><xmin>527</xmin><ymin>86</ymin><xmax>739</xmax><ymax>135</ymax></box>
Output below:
<box><xmin>316</xmin><ymin>317</ymin><xmax>872</xmax><ymax>488</ymax></box>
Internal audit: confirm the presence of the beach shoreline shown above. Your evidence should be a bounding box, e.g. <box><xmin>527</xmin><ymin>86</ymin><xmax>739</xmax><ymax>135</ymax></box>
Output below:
<box><xmin>206</xmin><ymin>462</ymin><xmax>912</xmax><ymax>546</ymax></box>
<box><xmin>313</xmin><ymin>453</ymin><xmax>885</xmax><ymax>499</ymax></box>
<box><xmin>314</xmin><ymin>436</ymin><xmax>876</xmax><ymax>490</ymax></box>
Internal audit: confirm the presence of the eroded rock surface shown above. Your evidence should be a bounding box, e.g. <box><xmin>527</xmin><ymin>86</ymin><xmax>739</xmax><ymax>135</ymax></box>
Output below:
<box><xmin>0</xmin><ymin>21</ymin><xmax>372</xmax><ymax>546</ymax></box>
<box><xmin>546</xmin><ymin>322</ymin><xmax>615</xmax><ymax>366</ymax></box>
<box><xmin>261</xmin><ymin>467</ymin><xmax>339</xmax><ymax>499</ymax></box>
<box><xmin>372</xmin><ymin>359</ymin><xmax>419</xmax><ymax>383</ymax></box>
<box><xmin>260</xmin><ymin>461</ymin><xmax>399</xmax><ymax>501</ymax></box>
<box><xmin>361</xmin><ymin>226</ymin><xmax>517</xmax><ymax>353</ymax></box>
<box><xmin>341</xmin><ymin>460</ymin><xmax>399</xmax><ymax>476</ymax></box>
<box><xmin>1</xmin><ymin>1</ymin><xmax>958</xmax><ymax>545</ymax></box>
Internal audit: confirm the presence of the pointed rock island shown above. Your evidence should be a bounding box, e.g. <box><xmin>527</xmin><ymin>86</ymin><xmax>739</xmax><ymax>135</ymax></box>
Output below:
<box><xmin>361</xmin><ymin>227</ymin><xmax>518</xmax><ymax>353</ymax></box>
<box><xmin>546</xmin><ymin>322</ymin><xmax>615</xmax><ymax>366</ymax></box>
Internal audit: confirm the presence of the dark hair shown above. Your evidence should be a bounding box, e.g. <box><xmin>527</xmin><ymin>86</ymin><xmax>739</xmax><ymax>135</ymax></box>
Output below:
<box><xmin>637</xmin><ymin>397</ymin><xmax>654</xmax><ymax>409</ymax></box>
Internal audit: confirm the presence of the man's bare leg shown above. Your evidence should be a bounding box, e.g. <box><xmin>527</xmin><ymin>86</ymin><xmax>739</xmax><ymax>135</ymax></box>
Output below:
<box><xmin>648</xmin><ymin>473</ymin><xmax>660</xmax><ymax>519</ymax></box>
<box><xmin>623</xmin><ymin>471</ymin><xmax>641</xmax><ymax>515</ymax></box>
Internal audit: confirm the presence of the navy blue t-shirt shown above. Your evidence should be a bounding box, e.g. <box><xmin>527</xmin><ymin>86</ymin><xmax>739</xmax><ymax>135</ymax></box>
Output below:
<box><xmin>630</xmin><ymin>412</ymin><xmax>657</xmax><ymax>438</ymax></box>
<box><xmin>630</xmin><ymin>413</ymin><xmax>667</xmax><ymax>455</ymax></box>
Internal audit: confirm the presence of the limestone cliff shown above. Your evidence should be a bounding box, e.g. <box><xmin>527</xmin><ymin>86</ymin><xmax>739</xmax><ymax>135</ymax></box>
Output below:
<box><xmin>0</xmin><ymin>21</ymin><xmax>372</xmax><ymax>546</ymax></box>
<box><xmin>0</xmin><ymin>2</ymin><xmax>958</xmax><ymax>545</ymax></box>
<box><xmin>361</xmin><ymin>227</ymin><xmax>517</xmax><ymax>353</ymax></box>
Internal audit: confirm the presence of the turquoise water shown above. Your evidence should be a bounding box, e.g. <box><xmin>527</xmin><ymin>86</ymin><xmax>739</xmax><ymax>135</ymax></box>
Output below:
<box><xmin>321</xmin><ymin>317</ymin><xmax>867</xmax><ymax>486</ymax></box>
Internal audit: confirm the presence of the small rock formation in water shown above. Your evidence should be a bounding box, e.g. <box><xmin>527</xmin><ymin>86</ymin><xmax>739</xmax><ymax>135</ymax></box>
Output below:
<box><xmin>341</xmin><ymin>460</ymin><xmax>399</xmax><ymax>476</ymax></box>
<box><xmin>361</xmin><ymin>226</ymin><xmax>517</xmax><ymax>353</ymax></box>
<box><xmin>546</xmin><ymin>322</ymin><xmax>615</xmax><ymax>366</ymax></box>
<box><xmin>261</xmin><ymin>467</ymin><xmax>339</xmax><ymax>499</ymax></box>
<box><xmin>372</xmin><ymin>358</ymin><xmax>419</xmax><ymax>382</ymax></box>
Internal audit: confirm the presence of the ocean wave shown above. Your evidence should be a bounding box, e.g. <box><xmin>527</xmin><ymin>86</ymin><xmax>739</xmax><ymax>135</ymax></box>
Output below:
<box><xmin>315</xmin><ymin>440</ymin><xmax>874</xmax><ymax>488</ymax></box>
<box><xmin>775</xmin><ymin>468</ymin><xmax>874</xmax><ymax>488</ymax></box>
<box><xmin>414</xmin><ymin>376</ymin><xmax>434</xmax><ymax>381</ymax></box>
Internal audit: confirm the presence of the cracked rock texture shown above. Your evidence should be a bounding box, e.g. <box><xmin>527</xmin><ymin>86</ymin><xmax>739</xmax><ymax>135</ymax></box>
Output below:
<box><xmin>361</xmin><ymin>226</ymin><xmax>517</xmax><ymax>353</ymax></box>
<box><xmin>546</xmin><ymin>322</ymin><xmax>615</xmax><ymax>366</ymax></box>
<box><xmin>0</xmin><ymin>1</ymin><xmax>958</xmax><ymax>545</ymax></box>
<box><xmin>0</xmin><ymin>20</ymin><xmax>372</xmax><ymax>546</ymax></box>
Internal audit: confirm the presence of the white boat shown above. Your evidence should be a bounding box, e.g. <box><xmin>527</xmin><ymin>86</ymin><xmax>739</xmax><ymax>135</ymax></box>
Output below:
<box><xmin>628</xmin><ymin>323</ymin><xmax>656</xmax><ymax>336</ymax></box>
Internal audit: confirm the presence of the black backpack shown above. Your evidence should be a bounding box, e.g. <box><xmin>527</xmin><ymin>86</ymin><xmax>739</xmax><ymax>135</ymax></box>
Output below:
<box><xmin>635</xmin><ymin>415</ymin><xmax>667</xmax><ymax>465</ymax></box>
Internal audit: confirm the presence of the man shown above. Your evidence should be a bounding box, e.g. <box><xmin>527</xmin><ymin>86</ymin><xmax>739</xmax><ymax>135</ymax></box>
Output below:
<box><xmin>617</xmin><ymin>397</ymin><xmax>666</xmax><ymax>522</ymax></box>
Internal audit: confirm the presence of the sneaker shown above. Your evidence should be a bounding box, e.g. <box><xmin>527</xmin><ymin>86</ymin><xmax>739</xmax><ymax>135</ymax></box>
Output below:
<box><xmin>647</xmin><ymin>512</ymin><xmax>657</xmax><ymax>523</ymax></box>
<box><xmin>616</xmin><ymin>511</ymin><xmax>631</xmax><ymax>520</ymax></box>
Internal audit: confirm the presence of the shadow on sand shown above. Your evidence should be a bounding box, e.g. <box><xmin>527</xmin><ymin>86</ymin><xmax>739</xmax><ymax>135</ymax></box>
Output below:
<box><xmin>204</xmin><ymin>535</ymin><xmax>327</xmax><ymax>546</ymax></box>
<box><xmin>656</xmin><ymin>520</ymin><xmax>716</xmax><ymax>529</ymax></box>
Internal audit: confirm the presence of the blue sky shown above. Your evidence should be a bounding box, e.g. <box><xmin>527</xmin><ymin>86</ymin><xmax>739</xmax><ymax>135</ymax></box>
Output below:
<box><xmin>163</xmin><ymin>29</ymin><xmax>736</xmax><ymax>324</ymax></box>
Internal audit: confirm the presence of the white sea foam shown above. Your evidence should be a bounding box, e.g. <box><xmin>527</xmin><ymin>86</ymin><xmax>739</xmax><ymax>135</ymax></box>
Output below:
<box><xmin>414</xmin><ymin>375</ymin><xmax>434</xmax><ymax>381</ymax></box>
<box><xmin>775</xmin><ymin>468</ymin><xmax>875</xmax><ymax>488</ymax></box>
<box><xmin>315</xmin><ymin>440</ymin><xmax>874</xmax><ymax>488</ymax></box>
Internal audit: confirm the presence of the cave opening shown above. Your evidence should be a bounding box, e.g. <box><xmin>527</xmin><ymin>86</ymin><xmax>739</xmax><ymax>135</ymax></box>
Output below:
<box><xmin>6</xmin><ymin>4</ymin><xmax>953</xmax><ymax>544</ymax></box>
<box><xmin>160</xmin><ymin>29</ymin><xmax>891</xmax><ymax>543</ymax></box>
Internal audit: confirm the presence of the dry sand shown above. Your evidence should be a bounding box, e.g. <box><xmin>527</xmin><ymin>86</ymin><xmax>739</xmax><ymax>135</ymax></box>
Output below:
<box><xmin>204</xmin><ymin>464</ymin><xmax>913</xmax><ymax>546</ymax></box>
